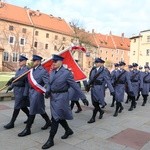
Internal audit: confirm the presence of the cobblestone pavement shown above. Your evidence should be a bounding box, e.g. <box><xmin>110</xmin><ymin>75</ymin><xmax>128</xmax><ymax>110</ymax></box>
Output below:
<box><xmin>0</xmin><ymin>90</ymin><xmax>150</xmax><ymax>150</ymax></box>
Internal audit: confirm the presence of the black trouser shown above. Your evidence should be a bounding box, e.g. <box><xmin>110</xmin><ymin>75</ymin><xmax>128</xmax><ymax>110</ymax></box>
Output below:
<box><xmin>50</xmin><ymin>117</ymin><xmax>70</xmax><ymax>139</ymax></box>
<box><xmin>70</xmin><ymin>101</ymin><xmax>81</xmax><ymax>110</ymax></box>
<box><xmin>142</xmin><ymin>95</ymin><xmax>148</xmax><ymax>104</ymax></box>
<box><xmin>21</xmin><ymin>107</ymin><xmax>29</xmax><ymax>117</ymax></box>
<box><xmin>92</xmin><ymin>101</ymin><xmax>103</xmax><ymax>118</ymax></box>
<box><xmin>130</xmin><ymin>96</ymin><xmax>136</xmax><ymax>108</ymax></box>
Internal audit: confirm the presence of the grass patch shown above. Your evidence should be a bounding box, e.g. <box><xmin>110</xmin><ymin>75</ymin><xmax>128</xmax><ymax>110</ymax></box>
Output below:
<box><xmin>0</xmin><ymin>73</ymin><xmax>14</xmax><ymax>89</ymax></box>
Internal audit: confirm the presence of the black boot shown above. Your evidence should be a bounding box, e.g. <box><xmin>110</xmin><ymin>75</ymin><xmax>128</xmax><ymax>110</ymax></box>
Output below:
<box><xmin>118</xmin><ymin>103</ymin><xmax>124</xmax><ymax>113</ymax></box>
<box><xmin>110</xmin><ymin>96</ymin><xmax>115</xmax><ymax>107</ymax></box>
<box><xmin>59</xmin><ymin>120</ymin><xmax>73</xmax><ymax>139</ymax></box>
<box><xmin>113</xmin><ymin>102</ymin><xmax>120</xmax><ymax>117</ymax></box>
<box><xmin>42</xmin><ymin>136</ymin><xmax>54</xmax><ymax>149</ymax></box>
<box><xmin>136</xmin><ymin>92</ymin><xmax>140</xmax><ymax>101</ymax></box>
<box><xmin>4</xmin><ymin>109</ymin><xmax>20</xmax><ymax>129</ymax></box>
<box><xmin>128</xmin><ymin>96</ymin><xmax>136</xmax><ymax>111</ymax></box>
<box><xmin>99</xmin><ymin>109</ymin><xmax>104</xmax><ymax>119</ymax></box>
<box><xmin>21</xmin><ymin>107</ymin><xmax>29</xmax><ymax>124</ymax></box>
<box><xmin>18</xmin><ymin>115</ymin><xmax>35</xmax><ymax>137</ymax></box>
<box><xmin>87</xmin><ymin>109</ymin><xmax>97</xmax><ymax>123</ymax></box>
<box><xmin>75</xmin><ymin>101</ymin><xmax>82</xmax><ymax>113</ymax></box>
<box><xmin>41</xmin><ymin>113</ymin><xmax>51</xmax><ymax>130</ymax></box>
<box><xmin>142</xmin><ymin>95</ymin><xmax>147</xmax><ymax>106</ymax></box>
<box><xmin>70</xmin><ymin>101</ymin><xmax>75</xmax><ymax>110</ymax></box>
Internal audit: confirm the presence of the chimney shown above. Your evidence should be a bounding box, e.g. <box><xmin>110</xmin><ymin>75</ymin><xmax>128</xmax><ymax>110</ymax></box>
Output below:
<box><xmin>92</xmin><ymin>29</ymin><xmax>95</xmax><ymax>33</ymax></box>
<box><xmin>36</xmin><ymin>10</ymin><xmax>41</xmax><ymax>16</ymax></box>
<box><xmin>109</xmin><ymin>31</ymin><xmax>112</xmax><ymax>35</ymax></box>
<box><xmin>121</xmin><ymin>33</ymin><xmax>124</xmax><ymax>41</ymax></box>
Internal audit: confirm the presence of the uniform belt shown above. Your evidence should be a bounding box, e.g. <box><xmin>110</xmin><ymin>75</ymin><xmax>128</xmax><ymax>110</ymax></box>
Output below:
<box><xmin>131</xmin><ymin>81</ymin><xmax>138</xmax><ymax>83</ymax></box>
<box><xmin>51</xmin><ymin>90</ymin><xmax>68</xmax><ymax>93</ymax></box>
<box><xmin>93</xmin><ymin>83</ymin><xmax>103</xmax><ymax>85</ymax></box>
<box><xmin>15</xmin><ymin>85</ymin><xmax>25</xmax><ymax>87</ymax></box>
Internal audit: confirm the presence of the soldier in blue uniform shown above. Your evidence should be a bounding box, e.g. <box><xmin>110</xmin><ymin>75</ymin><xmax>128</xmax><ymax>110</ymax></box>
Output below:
<box><xmin>125</xmin><ymin>65</ymin><xmax>133</xmax><ymax>104</ymax></box>
<box><xmin>112</xmin><ymin>62</ymin><xmax>133</xmax><ymax>117</ymax></box>
<box><xmin>18</xmin><ymin>55</ymin><xmax>51</xmax><ymax>137</ymax></box>
<box><xmin>140</xmin><ymin>66</ymin><xmax>150</xmax><ymax>106</ymax></box>
<box><xmin>128</xmin><ymin>63</ymin><xmax>142</xmax><ymax>111</ymax></box>
<box><xmin>69</xmin><ymin>80</ymin><xmax>87</xmax><ymax>113</ymax></box>
<box><xmin>110</xmin><ymin>63</ymin><xmax>119</xmax><ymax>107</ymax></box>
<box><xmin>42</xmin><ymin>55</ymin><xmax>89</xmax><ymax>149</ymax></box>
<box><xmin>136</xmin><ymin>66</ymin><xmax>143</xmax><ymax>101</ymax></box>
<box><xmin>69</xmin><ymin>60</ymin><xmax>87</xmax><ymax>113</ymax></box>
<box><xmin>86</xmin><ymin>58</ymin><xmax>114</xmax><ymax>123</ymax></box>
<box><xmin>4</xmin><ymin>55</ymin><xmax>30</xmax><ymax>129</ymax></box>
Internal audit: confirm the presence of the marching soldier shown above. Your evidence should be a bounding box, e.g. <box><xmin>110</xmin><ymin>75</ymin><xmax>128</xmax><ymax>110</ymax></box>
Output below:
<box><xmin>69</xmin><ymin>60</ymin><xmax>88</xmax><ymax>113</ymax></box>
<box><xmin>86</xmin><ymin>58</ymin><xmax>114</xmax><ymax>123</ymax></box>
<box><xmin>18</xmin><ymin>55</ymin><xmax>51</xmax><ymax>137</ymax></box>
<box><xmin>140</xmin><ymin>66</ymin><xmax>150</xmax><ymax>106</ymax></box>
<box><xmin>125</xmin><ymin>65</ymin><xmax>133</xmax><ymax>104</ymax></box>
<box><xmin>128</xmin><ymin>63</ymin><xmax>142</xmax><ymax>111</ymax></box>
<box><xmin>4</xmin><ymin>55</ymin><xmax>30</xmax><ymax>129</ymax></box>
<box><xmin>136</xmin><ymin>66</ymin><xmax>143</xmax><ymax>101</ymax></box>
<box><xmin>69</xmin><ymin>80</ymin><xmax>87</xmax><ymax>113</ymax></box>
<box><xmin>42</xmin><ymin>55</ymin><xmax>89</xmax><ymax>149</ymax></box>
<box><xmin>110</xmin><ymin>63</ymin><xmax>119</xmax><ymax>107</ymax></box>
<box><xmin>112</xmin><ymin>62</ymin><xmax>133</xmax><ymax>117</ymax></box>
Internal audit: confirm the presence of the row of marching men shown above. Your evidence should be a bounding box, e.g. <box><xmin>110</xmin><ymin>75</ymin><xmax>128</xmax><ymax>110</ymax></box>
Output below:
<box><xmin>3</xmin><ymin>54</ymin><xmax>150</xmax><ymax>149</ymax></box>
<box><xmin>4</xmin><ymin>54</ymin><xmax>89</xmax><ymax>149</ymax></box>
<box><xmin>70</xmin><ymin>59</ymin><xmax>150</xmax><ymax>122</ymax></box>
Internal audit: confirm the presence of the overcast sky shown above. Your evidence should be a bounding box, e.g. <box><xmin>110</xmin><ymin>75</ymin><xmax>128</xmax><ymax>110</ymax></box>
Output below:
<box><xmin>6</xmin><ymin>0</ymin><xmax>150</xmax><ymax>37</ymax></box>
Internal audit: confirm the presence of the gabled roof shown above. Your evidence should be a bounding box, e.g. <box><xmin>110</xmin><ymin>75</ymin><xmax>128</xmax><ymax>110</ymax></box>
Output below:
<box><xmin>0</xmin><ymin>2</ymin><xmax>31</xmax><ymax>25</ymax></box>
<box><xmin>0</xmin><ymin>2</ymin><xmax>74</xmax><ymax>36</ymax></box>
<box><xmin>93</xmin><ymin>33</ymin><xmax>130</xmax><ymax>50</ymax></box>
<box><xmin>29</xmin><ymin>11</ymin><xmax>73</xmax><ymax>35</ymax></box>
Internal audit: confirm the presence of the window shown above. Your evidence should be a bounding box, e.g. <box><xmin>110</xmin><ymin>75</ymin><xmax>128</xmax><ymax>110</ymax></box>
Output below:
<box><xmin>35</xmin><ymin>31</ymin><xmax>39</xmax><ymax>36</ymax></box>
<box><xmin>54</xmin><ymin>45</ymin><xmax>57</xmax><ymax>50</ymax></box>
<box><xmin>147</xmin><ymin>36</ymin><xmax>150</xmax><ymax>42</ymax></box>
<box><xmin>9</xmin><ymin>25</ymin><xmax>14</xmax><ymax>31</ymax></box>
<box><xmin>8</xmin><ymin>36</ymin><xmax>15</xmax><ymax>44</ymax></box>
<box><xmin>146</xmin><ymin>49</ymin><xmax>150</xmax><ymax>56</ymax></box>
<box><xmin>34</xmin><ymin>41</ymin><xmax>38</xmax><ymax>48</ymax></box>
<box><xmin>20</xmin><ymin>38</ymin><xmax>25</xmax><ymax>46</ymax></box>
<box><xmin>45</xmin><ymin>44</ymin><xmax>48</xmax><ymax>49</ymax></box>
<box><xmin>3</xmin><ymin>52</ymin><xmax>9</xmax><ymax>61</ymax></box>
<box><xmin>22</xmin><ymin>28</ymin><xmax>27</xmax><ymax>33</ymax></box>
<box><xmin>134</xmin><ymin>39</ymin><xmax>136</xmax><ymax>43</ymax></box>
<box><xmin>63</xmin><ymin>37</ymin><xmax>66</xmax><ymax>41</ymax></box>
<box><xmin>55</xmin><ymin>35</ymin><xmax>58</xmax><ymax>40</ymax></box>
<box><xmin>105</xmin><ymin>57</ymin><xmax>107</xmax><ymax>60</ymax></box>
<box><xmin>62</xmin><ymin>46</ymin><xmax>65</xmax><ymax>50</ymax></box>
<box><xmin>133</xmin><ymin>51</ymin><xmax>135</xmax><ymax>55</ymax></box>
<box><xmin>112</xmin><ymin>54</ymin><xmax>114</xmax><ymax>57</ymax></box>
<box><xmin>12</xmin><ymin>53</ymin><xmax>18</xmax><ymax>62</ymax></box>
<box><xmin>46</xmin><ymin>33</ymin><xmax>49</xmax><ymax>38</ymax></box>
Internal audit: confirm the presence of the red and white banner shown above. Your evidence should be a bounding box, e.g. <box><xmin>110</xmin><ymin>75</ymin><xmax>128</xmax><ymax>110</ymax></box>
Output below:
<box><xmin>27</xmin><ymin>46</ymin><xmax>87</xmax><ymax>93</ymax></box>
<box><xmin>42</xmin><ymin>46</ymin><xmax>87</xmax><ymax>81</ymax></box>
<box><xmin>28</xmin><ymin>69</ymin><xmax>46</xmax><ymax>93</ymax></box>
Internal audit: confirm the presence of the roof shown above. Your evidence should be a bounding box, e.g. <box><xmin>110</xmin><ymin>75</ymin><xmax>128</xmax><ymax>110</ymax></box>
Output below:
<box><xmin>0</xmin><ymin>2</ymin><xmax>31</xmax><ymax>25</ymax></box>
<box><xmin>29</xmin><ymin>11</ymin><xmax>73</xmax><ymax>35</ymax></box>
<box><xmin>0</xmin><ymin>2</ymin><xmax>74</xmax><ymax>36</ymax></box>
<box><xmin>93</xmin><ymin>33</ymin><xmax>130</xmax><ymax>50</ymax></box>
